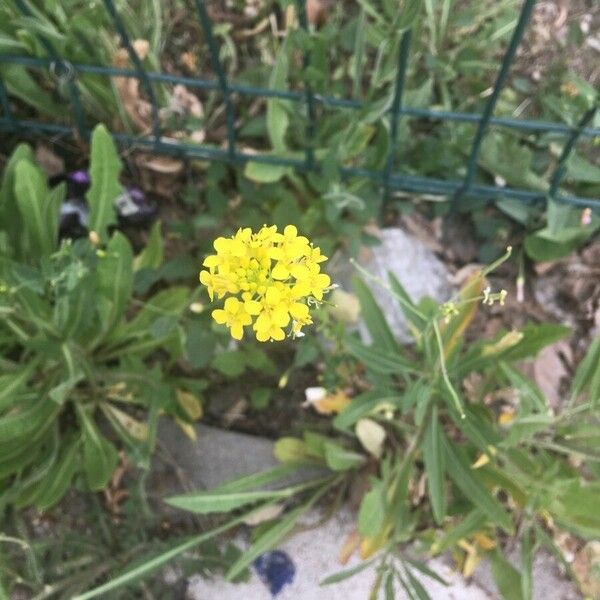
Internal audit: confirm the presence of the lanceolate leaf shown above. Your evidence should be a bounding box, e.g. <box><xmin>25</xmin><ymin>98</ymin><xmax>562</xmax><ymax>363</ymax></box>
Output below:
<box><xmin>14</xmin><ymin>160</ymin><xmax>57</xmax><ymax>260</ymax></box>
<box><xmin>166</xmin><ymin>488</ymin><xmax>297</xmax><ymax>514</ymax></box>
<box><xmin>352</xmin><ymin>275</ymin><xmax>399</xmax><ymax>353</ymax></box>
<box><xmin>86</xmin><ymin>124</ymin><xmax>121</xmax><ymax>240</ymax></box>
<box><xmin>79</xmin><ymin>408</ymin><xmax>119</xmax><ymax>491</ymax></box>
<box><xmin>489</xmin><ymin>548</ymin><xmax>524</xmax><ymax>600</ymax></box>
<box><xmin>442</xmin><ymin>433</ymin><xmax>513</xmax><ymax>532</ymax></box>
<box><xmin>423</xmin><ymin>407</ymin><xmax>445</xmax><ymax>524</ymax></box>
<box><xmin>346</xmin><ymin>335</ymin><xmax>415</xmax><ymax>375</ymax></box>
<box><xmin>96</xmin><ymin>232</ymin><xmax>133</xmax><ymax>337</ymax></box>
<box><xmin>570</xmin><ymin>335</ymin><xmax>600</xmax><ymax>404</ymax></box>
<box><xmin>0</xmin><ymin>144</ymin><xmax>34</xmax><ymax>254</ymax></box>
<box><xmin>0</xmin><ymin>361</ymin><xmax>37</xmax><ymax>411</ymax></box>
<box><xmin>35</xmin><ymin>437</ymin><xmax>80</xmax><ymax>510</ymax></box>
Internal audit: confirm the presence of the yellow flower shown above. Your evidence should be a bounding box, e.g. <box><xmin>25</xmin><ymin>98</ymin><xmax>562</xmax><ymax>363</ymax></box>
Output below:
<box><xmin>211</xmin><ymin>297</ymin><xmax>252</xmax><ymax>340</ymax></box>
<box><xmin>200</xmin><ymin>224</ymin><xmax>330</xmax><ymax>342</ymax></box>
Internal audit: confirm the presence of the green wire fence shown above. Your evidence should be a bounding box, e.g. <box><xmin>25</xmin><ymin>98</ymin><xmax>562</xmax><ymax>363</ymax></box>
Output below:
<box><xmin>0</xmin><ymin>0</ymin><xmax>599</xmax><ymax>211</ymax></box>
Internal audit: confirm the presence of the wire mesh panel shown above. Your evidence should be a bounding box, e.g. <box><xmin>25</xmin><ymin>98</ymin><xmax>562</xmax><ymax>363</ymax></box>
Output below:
<box><xmin>0</xmin><ymin>0</ymin><xmax>598</xmax><ymax>210</ymax></box>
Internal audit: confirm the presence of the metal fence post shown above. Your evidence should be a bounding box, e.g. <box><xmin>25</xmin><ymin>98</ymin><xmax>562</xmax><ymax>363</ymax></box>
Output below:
<box><xmin>103</xmin><ymin>0</ymin><xmax>162</xmax><ymax>144</ymax></box>
<box><xmin>296</xmin><ymin>0</ymin><xmax>317</xmax><ymax>171</ymax></box>
<box><xmin>192</xmin><ymin>0</ymin><xmax>237</xmax><ymax>162</ymax></box>
<box><xmin>382</xmin><ymin>28</ymin><xmax>412</xmax><ymax>213</ymax></box>
<box><xmin>13</xmin><ymin>0</ymin><xmax>87</xmax><ymax>140</ymax></box>
<box><xmin>547</xmin><ymin>102</ymin><xmax>599</xmax><ymax>200</ymax></box>
<box><xmin>457</xmin><ymin>0</ymin><xmax>537</xmax><ymax>200</ymax></box>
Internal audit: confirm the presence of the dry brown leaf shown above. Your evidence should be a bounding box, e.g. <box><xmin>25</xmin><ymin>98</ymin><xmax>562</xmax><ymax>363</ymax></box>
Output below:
<box><xmin>113</xmin><ymin>40</ymin><xmax>153</xmax><ymax>132</ymax></box>
<box><xmin>399</xmin><ymin>213</ymin><xmax>443</xmax><ymax>253</ymax></box>
<box><xmin>572</xmin><ymin>541</ymin><xmax>600</xmax><ymax>598</ymax></box>
<box><xmin>533</xmin><ymin>341</ymin><xmax>572</xmax><ymax>410</ymax></box>
<box><xmin>35</xmin><ymin>145</ymin><xmax>64</xmax><ymax>177</ymax></box>
<box><xmin>338</xmin><ymin>530</ymin><xmax>361</xmax><ymax>565</ymax></box>
<box><xmin>243</xmin><ymin>503</ymin><xmax>285</xmax><ymax>526</ymax></box>
<box><xmin>304</xmin><ymin>389</ymin><xmax>351</xmax><ymax>415</ymax></box>
<box><xmin>170</xmin><ymin>84</ymin><xmax>204</xmax><ymax>119</ymax></box>
<box><xmin>307</xmin><ymin>0</ymin><xmax>329</xmax><ymax>26</ymax></box>
<box><xmin>180</xmin><ymin>51</ymin><xmax>197</xmax><ymax>72</ymax></box>
<box><xmin>135</xmin><ymin>155</ymin><xmax>183</xmax><ymax>174</ymax></box>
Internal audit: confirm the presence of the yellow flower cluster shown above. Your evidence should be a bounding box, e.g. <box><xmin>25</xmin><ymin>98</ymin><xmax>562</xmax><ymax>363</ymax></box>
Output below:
<box><xmin>200</xmin><ymin>225</ymin><xmax>330</xmax><ymax>342</ymax></box>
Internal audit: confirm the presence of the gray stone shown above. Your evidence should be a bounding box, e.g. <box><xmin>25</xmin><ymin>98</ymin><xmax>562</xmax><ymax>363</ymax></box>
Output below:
<box><xmin>330</xmin><ymin>227</ymin><xmax>452</xmax><ymax>342</ymax></box>
<box><xmin>152</xmin><ymin>422</ymin><xmax>580</xmax><ymax>600</ymax></box>
<box><xmin>150</xmin><ymin>421</ymin><xmax>279</xmax><ymax>500</ymax></box>
<box><xmin>185</xmin><ymin>509</ymin><xmax>493</xmax><ymax>600</ymax></box>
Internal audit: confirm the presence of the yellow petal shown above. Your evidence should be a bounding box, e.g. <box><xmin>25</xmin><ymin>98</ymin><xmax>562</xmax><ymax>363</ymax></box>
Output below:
<box><xmin>284</xmin><ymin>224</ymin><xmax>298</xmax><ymax>238</ymax></box>
<box><xmin>231</xmin><ymin>323</ymin><xmax>244</xmax><ymax>340</ymax></box>
<box><xmin>224</xmin><ymin>296</ymin><xmax>241</xmax><ymax>313</ymax></box>
<box><xmin>290</xmin><ymin>302</ymin><xmax>309</xmax><ymax>320</ymax></box>
<box><xmin>245</xmin><ymin>300</ymin><xmax>262</xmax><ymax>315</ymax></box>
<box><xmin>203</xmin><ymin>255</ymin><xmax>219</xmax><ymax>268</ymax></box>
<box><xmin>265</xmin><ymin>286</ymin><xmax>281</xmax><ymax>304</ymax></box>
<box><xmin>256</xmin><ymin>329</ymin><xmax>270</xmax><ymax>342</ymax></box>
<box><xmin>271</xmin><ymin>327</ymin><xmax>285</xmax><ymax>341</ymax></box>
<box><xmin>212</xmin><ymin>309</ymin><xmax>227</xmax><ymax>324</ymax></box>
<box><xmin>271</xmin><ymin>263</ymin><xmax>290</xmax><ymax>280</ymax></box>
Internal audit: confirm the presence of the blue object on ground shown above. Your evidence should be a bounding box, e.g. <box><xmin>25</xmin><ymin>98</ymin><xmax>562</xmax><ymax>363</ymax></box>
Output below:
<box><xmin>253</xmin><ymin>550</ymin><xmax>295</xmax><ymax>596</ymax></box>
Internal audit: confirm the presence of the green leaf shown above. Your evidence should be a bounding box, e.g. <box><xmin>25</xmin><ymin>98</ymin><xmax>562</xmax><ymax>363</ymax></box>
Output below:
<box><xmin>388</xmin><ymin>272</ymin><xmax>427</xmax><ymax>332</ymax></box>
<box><xmin>500</xmin><ymin>323</ymin><xmax>570</xmax><ymax>361</ymax></box>
<box><xmin>324</xmin><ymin>441</ymin><xmax>365</xmax><ymax>471</ymax></box>
<box><xmin>346</xmin><ymin>336</ymin><xmax>415</xmax><ymax>375</ymax></box>
<box><xmin>35</xmin><ymin>438</ymin><xmax>80</xmax><ymax>510</ymax></box>
<box><xmin>566</xmin><ymin>153</ymin><xmax>600</xmax><ymax>183</ymax></box>
<box><xmin>244</xmin><ymin>161</ymin><xmax>289</xmax><ymax>183</ymax></box>
<box><xmin>0</xmin><ymin>397</ymin><xmax>59</xmax><ymax>444</ymax></box>
<box><xmin>423</xmin><ymin>407</ymin><xmax>445</xmax><ymax>524</ymax></box>
<box><xmin>185</xmin><ymin>322</ymin><xmax>217</xmax><ymax>369</ymax></box>
<box><xmin>442</xmin><ymin>433</ymin><xmax>513</xmax><ymax>532</ymax></box>
<box><xmin>571</xmin><ymin>335</ymin><xmax>600</xmax><ymax>404</ymax></box>
<box><xmin>250</xmin><ymin>388</ymin><xmax>272</xmax><ymax>410</ymax></box>
<box><xmin>0</xmin><ymin>362</ymin><xmax>37</xmax><ymax>411</ymax></box>
<box><xmin>0</xmin><ymin>65</ymin><xmax>63</xmax><ymax>118</ymax></box>
<box><xmin>274</xmin><ymin>437</ymin><xmax>313</xmax><ymax>464</ymax></box>
<box><xmin>267</xmin><ymin>38</ymin><xmax>290</xmax><ymax>152</ymax></box>
<box><xmin>334</xmin><ymin>391</ymin><xmax>401</xmax><ymax>430</ymax></box>
<box><xmin>490</xmin><ymin>549</ymin><xmax>523</xmax><ymax>600</ymax></box>
<box><xmin>121</xmin><ymin>287</ymin><xmax>189</xmax><ymax>338</ymax></box>
<box><xmin>352</xmin><ymin>275</ymin><xmax>399</xmax><ymax>352</ymax></box>
<box><xmin>12</xmin><ymin>16</ymin><xmax>66</xmax><ymax>44</ymax></box>
<box><xmin>86</xmin><ymin>124</ymin><xmax>121</xmax><ymax>240</ymax></box>
<box><xmin>432</xmin><ymin>509</ymin><xmax>486</xmax><ymax>554</ymax></box>
<box><xmin>320</xmin><ymin>559</ymin><xmax>375</xmax><ymax>585</ymax></box>
<box><xmin>524</xmin><ymin>230</ymin><xmax>584</xmax><ymax>262</ymax></box>
<box><xmin>134</xmin><ymin>220</ymin><xmax>164</xmax><ymax>271</ymax></box>
<box><xmin>0</xmin><ymin>144</ymin><xmax>34</xmax><ymax>253</ymax></box>
<box><xmin>215</xmin><ymin>464</ymin><xmax>303</xmax><ymax>494</ymax></box>
<box><xmin>500</xmin><ymin>363</ymin><xmax>547</xmax><ymax>413</ymax></box>
<box><xmin>49</xmin><ymin>372</ymin><xmax>84</xmax><ymax>405</ymax></box>
<box><xmin>211</xmin><ymin>350</ymin><xmax>246</xmax><ymax>377</ymax></box>
<box><xmin>404</xmin><ymin>558</ymin><xmax>449</xmax><ymax>586</ymax></box>
<box><xmin>166</xmin><ymin>488</ymin><xmax>296</xmax><ymax>514</ymax></box>
<box><xmin>79</xmin><ymin>408</ymin><xmax>119</xmax><ymax>491</ymax></box>
<box><xmin>14</xmin><ymin>160</ymin><xmax>58</xmax><ymax>260</ymax></box>
<box><xmin>405</xmin><ymin>567</ymin><xmax>433</xmax><ymax>600</ymax></box>
<box><xmin>96</xmin><ymin>232</ymin><xmax>133</xmax><ymax>336</ymax></box>
<box><xmin>396</xmin><ymin>0</ymin><xmax>423</xmax><ymax>29</ymax></box>
<box><xmin>358</xmin><ymin>481</ymin><xmax>386</xmax><ymax>537</ymax></box>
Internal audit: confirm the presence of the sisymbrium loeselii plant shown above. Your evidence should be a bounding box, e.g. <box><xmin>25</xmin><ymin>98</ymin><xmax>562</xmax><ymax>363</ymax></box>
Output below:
<box><xmin>200</xmin><ymin>225</ymin><xmax>331</xmax><ymax>342</ymax></box>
